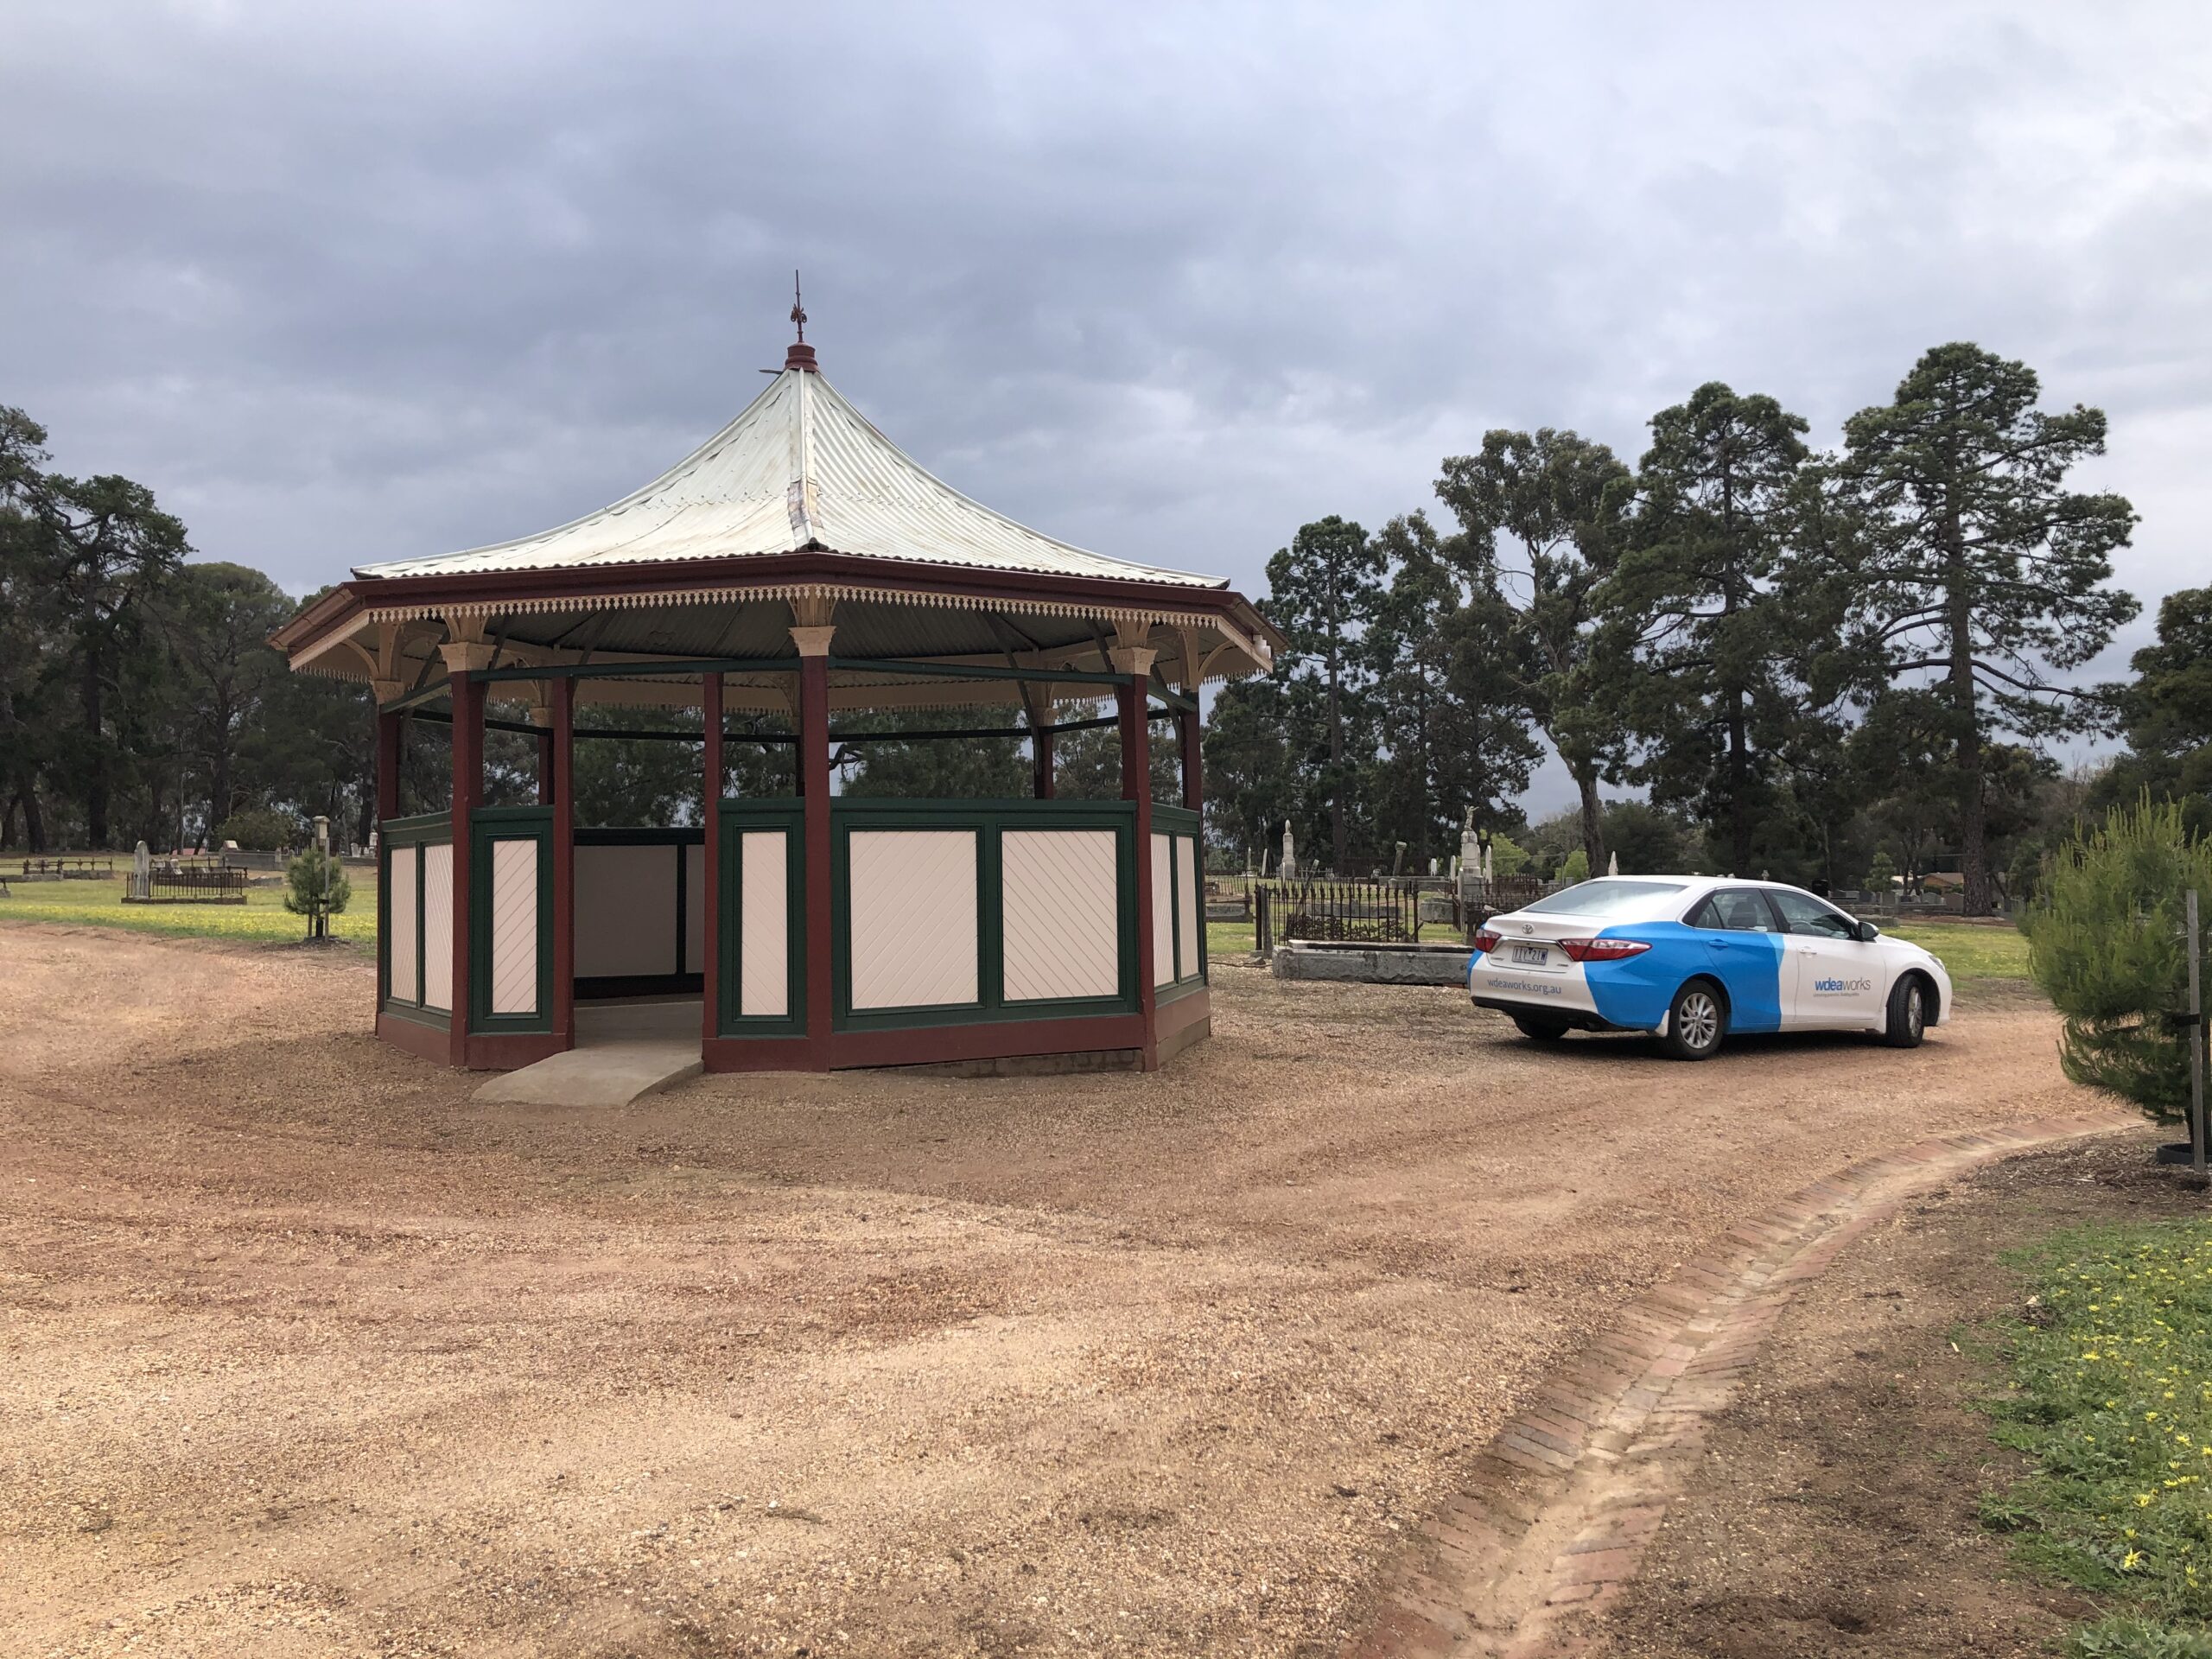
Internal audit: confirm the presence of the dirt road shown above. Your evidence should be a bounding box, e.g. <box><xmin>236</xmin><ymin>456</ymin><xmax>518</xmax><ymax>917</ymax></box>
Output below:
<box><xmin>0</xmin><ymin>926</ymin><xmax>2099</xmax><ymax>1656</ymax></box>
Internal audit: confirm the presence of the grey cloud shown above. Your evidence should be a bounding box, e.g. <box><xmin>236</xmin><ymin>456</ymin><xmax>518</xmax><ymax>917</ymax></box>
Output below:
<box><xmin>5</xmin><ymin>1</ymin><xmax>2206</xmax><ymax>810</ymax></box>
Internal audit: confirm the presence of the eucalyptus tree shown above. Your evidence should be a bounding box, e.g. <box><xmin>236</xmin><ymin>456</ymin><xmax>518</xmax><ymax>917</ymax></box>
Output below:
<box><xmin>1822</xmin><ymin>344</ymin><xmax>2137</xmax><ymax>912</ymax></box>
<box><xmin>1363</xmin><ymin>512</ymin><xmax>1539</xmax><ymax>868</ymax></box>
<box><xmin>1433</xmin><ymin>427</ymin><xmax>1632</xmax><ymax>872</ymax></box>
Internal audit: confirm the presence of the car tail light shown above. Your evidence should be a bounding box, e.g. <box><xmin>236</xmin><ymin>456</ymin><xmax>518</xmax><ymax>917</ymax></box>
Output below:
<box><xmin>1471</xmin><ymin>927</ymin><xmax>1501</xmax><ymax>952</ymax></box>
<box><xmin>1558</xmin><ymin>937</ymin><xmax>1651</xmax><ymax>963</ymax></box>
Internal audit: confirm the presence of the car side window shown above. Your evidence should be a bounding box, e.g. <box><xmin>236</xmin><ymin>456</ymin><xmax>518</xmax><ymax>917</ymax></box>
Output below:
<box><xmin>1694</xmin><ymin>889</ymin><xmax>1779</xmax><ymax>932</ymax></box>
<box><xmin>1770</xmin><ymin>890</ymin><xmax>1857</xmax><ymax>940</ymax></box>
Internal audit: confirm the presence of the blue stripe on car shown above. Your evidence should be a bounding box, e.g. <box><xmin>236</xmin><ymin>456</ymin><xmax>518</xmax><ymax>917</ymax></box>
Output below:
<box><xmin>1589</xmin><ymin>920</ymin><xmax>1784</xmax><ymax>1033</ymax></box>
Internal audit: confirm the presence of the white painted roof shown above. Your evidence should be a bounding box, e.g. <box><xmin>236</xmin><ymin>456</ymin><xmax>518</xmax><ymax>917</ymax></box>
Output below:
<box><xmin>356</xmin><ymin>364</ymin><xmax>1223</xmax><ymax>589</ymax></box>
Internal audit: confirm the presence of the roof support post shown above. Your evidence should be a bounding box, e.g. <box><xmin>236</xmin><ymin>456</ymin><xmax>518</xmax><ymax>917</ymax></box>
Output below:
<box><xmin>1174</xmin><ymin>628</ymin><xmax>1204</xmax><ymax>815</ymax></box>
<box><xmin>551</xmin><ymin>676</ymin><xmax>575</xmax><ymax>1052</ymax></box>
<box><xmin>1027</xmin><ymin>699</ymin><xmax>1055</xmax><ymax>800</ymax></box>
<box><xmin>530</xmin><ymin>686</ymin><xmax>556</xmax><ymax>806</ymax></box>
<box><xmin>794</xmin><ymin>609</ymin><xmax>836</xmax><ymax>1071</ymax></box>
<box><xmin>447</xmin><ymin>667</ymin><xmax>485</xmax><ymax>1065</ymax></box>
<box><xmin>701</xmin><ymin>672</ymin><xmax>723</xmax><ymax>1052</ymax></box>
<box><xmin>1112</xmin><ymin>639</ymin><xmax>1160</xmax><ymax>1071</ymax></box>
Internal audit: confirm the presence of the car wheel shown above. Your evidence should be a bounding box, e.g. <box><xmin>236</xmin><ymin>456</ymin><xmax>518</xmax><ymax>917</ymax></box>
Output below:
<box><xmin>1659</xmin><ymin>979</ymin><xmax>1726</xmax><ymax>1061</ymax></box>
<box><xmin>1512</xmin><ymin>1014</ymin><xmax>1569</xmax><ymax>1043</ymax></box>
<box><xmin>1882</xmin><ymin>973</ymin><xmax>1929</xmax><ymax>1048</ymax></box>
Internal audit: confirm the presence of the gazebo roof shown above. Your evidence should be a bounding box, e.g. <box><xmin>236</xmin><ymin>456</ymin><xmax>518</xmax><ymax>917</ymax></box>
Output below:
<box><xmin>360</xmin><ymin>353</ymin><xmax>1219</xmax><ymax>591</ymax></box>
<box><xmin>276</xmin><ymin>338</ymin><xmax>1277</xmax><ymax>708</ymax></box>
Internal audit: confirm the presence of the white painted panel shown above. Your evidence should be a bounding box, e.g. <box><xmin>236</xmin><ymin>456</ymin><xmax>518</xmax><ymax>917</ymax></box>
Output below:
<box><xmin>683</xmin><ymin>842</ymin><xmax>707</xmax><ymax>976</ymax></box>
<box><xmin>1001</xmin><ymin>830</ymin><xmax>1118</xmax><ymax>1002</ymax></box>
<box><xmin>1177</xmin><ymin>835</ymin><xmax>1201</xmax><ymax>983</ymax></box>
<box><xmin>387</xmin><ymin>845</ymin><xmax>418</xmax><ymax>1004</ymax></box>
<box><xmin>422</xmin><ymin>842</ymin><xmax>454</xmax><ymax>1014</ymax></box>
<box><xmin>739</xmin><ymin>830</ymin><xmax>788</xmax><ymax>1018</ymax></box>
<box><xmin>575</xmin><ymin>843</ymin><xmax>679</xmax><ymax>979</ymax></box>
<box><xmin>1150</xmin><ymin>833</ymin><xmax>1174</xmax><ymax>988</ymax></box>
<box><xmin>489</xmin><ymin>839</ymin><xmax>539</xmax><ymax>1015</ymax></box>
<box><xmin>849</xmin><ymin>830</ymin><xmax>977</xmax><ymax>1010</ymax></box>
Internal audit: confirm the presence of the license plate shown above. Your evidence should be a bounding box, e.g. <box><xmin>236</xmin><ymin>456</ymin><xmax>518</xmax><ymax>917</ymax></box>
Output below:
<box><xmin>1510</xmin><ymin>944</ymin><xmax>1550</xmax><ymax>965</ymax></box>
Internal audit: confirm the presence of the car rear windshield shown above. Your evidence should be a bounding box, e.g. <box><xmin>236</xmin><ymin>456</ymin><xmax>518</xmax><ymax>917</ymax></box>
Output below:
<box><xmin>1522</xmin><ymin>880</ymin><xmax>1689</xmax><ymax>920</ymax></box>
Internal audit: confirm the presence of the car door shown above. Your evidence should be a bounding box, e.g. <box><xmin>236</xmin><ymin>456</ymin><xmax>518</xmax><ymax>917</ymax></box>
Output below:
<box><xmin>1769</xmin><ymin>888</ymin><xmax>1887</xmax><ymax>1029</ymax></box>
<box><xmin>1682</xmin><ymin>887</ymin><xmax>1785</xmax><ymax>1033</ymax></box>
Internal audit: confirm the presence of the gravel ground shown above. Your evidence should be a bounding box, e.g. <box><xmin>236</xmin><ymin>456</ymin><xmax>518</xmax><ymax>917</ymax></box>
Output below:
<box><xmin>0</xmin><ymin>926</ymin><xmax>2099</xmax><ymax>1657</ymax></box>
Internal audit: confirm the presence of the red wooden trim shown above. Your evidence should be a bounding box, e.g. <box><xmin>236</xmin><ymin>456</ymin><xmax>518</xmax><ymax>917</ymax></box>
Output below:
<box><xmin>701</xmin><ymin>671</ymin><xmax>723</xmax><ymax>1046</ymax></box>
<box><xmin>275</xmin><ymin>548</ymin><xmax>1283</xmax><ymax>664</ymax></box>
<box><xmin>377</xmin><ymin>1008</ymin><xmax>452</xmax><ymax>1065</ymax></box>
<box><xmin>701</xmin><ymin>1034</ymin><xmax>819</xmax><ymax>1073</ymax></box>
<box><xmin>1120</xmin><ymin>677</ymin><xmax>1159</xmax><ymax>1069</ymax></box>
<box><xmin>827</xmin><ymin>1013</ymin><xmax>1148</xmax><ymax>1070</ymax></box>
<box><xmin>701</xmin><ymin>1014</ymin><xmax>1150</xmax><ymax>1073</ymax></box>
<box><xmin>551</xmin><ymin>677</ymin><xmax>576</xmax><ymax>1048</ymax></box>
<box><xmin>1155</xmin><ymin>983</ymin><xmax>1211</xmax><ymax>1064</ymax></box>
<box><xmin>799</xmin><ymin>652</ymin><xmax>834</xmax><ymax>1067</ymax></box>
<box><xmin>448</xmin><ymin>672</ymin><xmax>484</xmax><ymax>1055</ymax></box>
<box><xmin>537</xmin><ymin>732</ymin><xmax>555</xmax><ymax>805</ymax></box>
<box><xmin>461</xmin><ymin>1030</ymin><xmax>570</xmax><ymax>1071</ymax></box>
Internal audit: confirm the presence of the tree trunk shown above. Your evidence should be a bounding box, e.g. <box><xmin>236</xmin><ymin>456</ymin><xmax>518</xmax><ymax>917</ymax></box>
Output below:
<box><xmin>1573</xmin><ymin>763</ymin><xmax>1607</xmax><ymax>873</ymax></box>
<box><xmin>1946</xmin><ymin>534</ymin><xmax>1990</xmax><ymax>915</ymax></box>
<box><xmin>80</xmin><ymin>646</ymin><xmax>109</xmax><ymax>848</ymax></box>
<box><xmin>19</xmin><ymin>782</ymin><xmax>47</xmax><ymax>854</ymax></box>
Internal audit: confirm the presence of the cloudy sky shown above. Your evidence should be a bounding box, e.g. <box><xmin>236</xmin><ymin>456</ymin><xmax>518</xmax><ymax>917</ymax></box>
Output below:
<box><xmin>7</xmin><ymin>2</ymin><xmax>2207</xmax><ymax>810</ymax></box>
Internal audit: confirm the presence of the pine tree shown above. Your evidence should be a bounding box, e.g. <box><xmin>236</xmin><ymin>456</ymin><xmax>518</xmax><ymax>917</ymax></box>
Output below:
<box><xmin>1826</xmin><ymin>344</ymin><xmax>2138</xmax><ymax>914</ymax></box>
<box><xmin>2023</xmin><ymin>797</ymin><xmax>2212</xmax><ymax>1124</ymax></box>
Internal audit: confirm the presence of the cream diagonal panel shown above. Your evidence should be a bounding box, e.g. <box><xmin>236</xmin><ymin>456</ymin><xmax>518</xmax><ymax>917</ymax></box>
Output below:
<box><xmin>849</xmin><ymin>830</ymin><xmax>977</xmax><ymax>1010</ymax></box>
<box><xmin>1177</xmin><ymin>836</ymin><xmax>1201</xmax><ymax>982</ymax></box>
<box><xmin>1150</xmin><ymin>833</ymin><xmax>1174</xmax><ymax>988</ymax></box>
<box><xmin>422</xmin><ymin>842</ymin><xmax>454</xmax><ymax>1013</ymax></box>
<box><xmin>1001</xmin><ymin>830</ymin><xmax>1119</xmax><ymax>1002</ymax></box>
<box><xmin>488</xmin><ymin>839</ymin><xmax>539</xmax><ymax>1016</ymax></box>
<box><xmin>739</xmin><ymin>831</ymin><xmax>789</xmax><ymax>1017</ymax></box>
<box><xmin>387</xmin><ymin>846</ymin><xmax>418</xmax><ymax>1004</ymax></box>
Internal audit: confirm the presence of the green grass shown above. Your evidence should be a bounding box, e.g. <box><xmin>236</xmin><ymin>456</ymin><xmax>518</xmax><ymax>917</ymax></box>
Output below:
<box><xmin>1981</xmin><ymin>1221</ymin><xmax>2212</xmax><ymax>1647</ymax></box>
<box><xmin>1206</xmin><ymin>916</ymin><xmax>2034</xmax><ymax>982</ymax></box>
<box><xmin>0</xmin><ymin>873</ymin><xmax>375</xmax><ymax>947</ymax></box>
<box><xmin>1885</xmin><ymin>920</ymin><xmax>2032</xmax><ymax>982</ymax></box>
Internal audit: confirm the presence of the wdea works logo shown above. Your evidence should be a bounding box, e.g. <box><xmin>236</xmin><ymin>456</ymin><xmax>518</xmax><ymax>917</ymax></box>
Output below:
<box><xmin>1813</xmin><ymin>976</ymin><xmax>1874</xmax><ymax>995</ymax></box>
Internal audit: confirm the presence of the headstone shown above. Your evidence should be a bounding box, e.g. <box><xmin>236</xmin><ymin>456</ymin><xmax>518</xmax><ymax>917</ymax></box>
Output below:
<box><xmin>1607</xmin><ymin>850</ymin><xmax>1619</xmax><ymax>877</ymax></box>
<box><xmin>1459</xmin><ymin>806</ymin><xmax>1481</xmax><ymax>887</ymax></box>
<box><xmin>130</xmin><ymin>840</ymin><xmax>151</xmax><ymax>902</ymax></box>
<box><xmin>1281</xmin><ymin>822</ymin><xmax>1297</xmax><ymax>881</ymax></box>
<box><xmin>1481</xmin><ymin>843</ymin><xmax>1494</xmax><ymax>881</ymax></box>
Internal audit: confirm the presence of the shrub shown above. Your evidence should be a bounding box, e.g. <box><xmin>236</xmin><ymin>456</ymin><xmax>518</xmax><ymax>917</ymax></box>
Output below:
<box><xmin>283</xmin><ymin>845</ymin><xmax>352</xmax><ymax>939</ymax></box>
<box><xmin>1558</xmin><ymin>847</ymin><xmax>1591</xmax><ymax>884</ymax></box>
<box><xmin>215</xmin><ymin>807</ymin><xmax>300</xmax><ymax>851</ymax></box>
<box><xmin>2021</xmin><ymin>797</ymin><xmax>2212</xmax><ymax>1125</ymax></box>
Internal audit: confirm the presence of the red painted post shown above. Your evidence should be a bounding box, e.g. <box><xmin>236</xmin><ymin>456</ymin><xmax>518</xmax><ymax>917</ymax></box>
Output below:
<box><xmin>550</xmin><ymin>677</ymin><xmax>575</xmax><ymax>1051</ymax></box>
<box><xmin>1178</xmin><ymin>702</ymin><xmax>1203</xmax><ymax>811</ymax></box>
<box><xmin>701</xmin><ymin>672</ymin><xmax>723</xmax><ymax>1048</ymax></box>
<box><xmin>537</xmin><ymin>729</ymin><xmax>556</xmax><ymax>806</ymax></box>
<box><xmin>798</xmin><ymin>652</ymin><xmax>834</xmax><ymax>1068</ymax></box>
<box><xmin>448</xmin><ymin>671</ymin><xmax>484</xmax><ymax>1064</ymax></box>
<box><xmin>375</xmin><ymin>709</ymin><xmax>402</xmax><ymax>823</ymax></box>
<box><xmin>1118</xmin><ymin>672</ymin><xmax>1158</xmax><ymax>1068</ymax></box>
<box><xmin>1032</xmin><ymin>718</ymin><xmax>1055</xmax><ymax>799</ymax></box>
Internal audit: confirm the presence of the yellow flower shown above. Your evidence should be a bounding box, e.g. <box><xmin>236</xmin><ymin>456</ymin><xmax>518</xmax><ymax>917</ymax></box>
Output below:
<box><xmin>2124</xmin><ymin>1549</ymin><xmax>2145</xmax><ymax>1570</ymax></box>
<box><xmin>2139</xmin><ymin>1493</ymin><xmax>2156</xmax><ymax>1506</ymax></box>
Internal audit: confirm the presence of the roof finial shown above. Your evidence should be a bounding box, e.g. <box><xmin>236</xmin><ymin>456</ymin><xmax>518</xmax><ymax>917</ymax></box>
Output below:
<box><xmin>783</xmin><ymin>270</ymin><xmax>819</xmax><ymax>372</ymax></box>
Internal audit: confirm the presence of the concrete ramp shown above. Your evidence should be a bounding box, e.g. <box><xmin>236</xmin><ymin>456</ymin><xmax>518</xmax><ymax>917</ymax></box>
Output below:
<box><xmin>473</xmin><ymin>1041</ymin><xmax>703</xmax><ymax>1109</ymax></box>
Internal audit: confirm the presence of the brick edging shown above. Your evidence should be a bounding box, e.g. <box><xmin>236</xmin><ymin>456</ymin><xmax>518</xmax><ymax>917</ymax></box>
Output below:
<box><xmin>1344</xmin><ymin>1109</ymin><xmax>2137</xmax><ymax>1659</ymax></box>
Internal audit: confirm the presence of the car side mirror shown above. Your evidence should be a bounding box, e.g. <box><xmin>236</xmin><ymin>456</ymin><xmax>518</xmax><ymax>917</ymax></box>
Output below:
<box><xmin>1856</xmin><ymin>919</ymin><xmax>1881</xmax><ymax>942</ymax></box>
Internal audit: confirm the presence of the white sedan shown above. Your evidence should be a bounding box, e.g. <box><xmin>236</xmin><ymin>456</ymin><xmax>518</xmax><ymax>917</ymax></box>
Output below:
<box><xmin>1466</xmin><ymin>875</ymin><xmax>1952</xmax><ymax>1060</ymax></box>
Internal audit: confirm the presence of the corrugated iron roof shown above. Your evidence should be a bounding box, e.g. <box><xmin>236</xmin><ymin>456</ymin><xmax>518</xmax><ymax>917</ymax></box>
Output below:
<box><xmin>356</xmin><ymin>363</ymin><xmax>1224</xmax><ymax>590</ymax></box>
